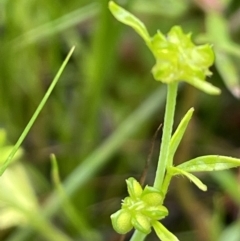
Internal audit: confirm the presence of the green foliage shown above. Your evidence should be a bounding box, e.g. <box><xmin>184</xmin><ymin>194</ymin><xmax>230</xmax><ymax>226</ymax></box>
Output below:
<box><xmin>1</xmin><ymin>0</ymin><xmax>240</xmax><ymax>241</ymax></box>
<box><xmin>177</xmin><ymin>155</ymin><xmax>240</xmax><ymax>172</ymax></box>
<box><xmin>109</xmin><ymin>1</ymin><xmax>240</xmax><ymax>241</ymax></box>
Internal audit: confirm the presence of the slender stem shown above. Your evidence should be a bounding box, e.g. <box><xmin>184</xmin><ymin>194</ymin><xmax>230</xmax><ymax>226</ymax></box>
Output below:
<box><xmin>161</xmin><ymin>169</ymin><xmax>172</xmax><ymax>199</ymax></box>
<box><xmin>129</xmin><ymin>82</ymin><xmax>178</xmax><ymax>241</ymax></box>
<box><xmin>130</xmin><ymin>230</ymin><xmax>147</xmax><ymax>241</ymax></box>
<box><xmin>154</xmin><ymin>82</ymin><xmax>178</xmax><ymax>190</ymax></box>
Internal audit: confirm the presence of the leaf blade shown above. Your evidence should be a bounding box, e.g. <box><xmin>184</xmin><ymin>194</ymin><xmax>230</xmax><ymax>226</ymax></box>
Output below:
<box><xmin>184</xmin><ymin>77</ymin><xmax>221</xmax><ymax>95</ymax></box>
<box><xmin>108</xmin><ymin>1</ymin><xmax>150</xmax><ymax>44</ymax></box>
<box><xmin>168</xmin><ymin>107</ymin><xmax>194</xmax><ymax>165</ymax></box>
<box><xmin>177</xmin><ymin>155</ymin><xmax>240</xmax><ymax>172</ymax></box>
<box><xmin>170</xmin><ymin>167</ymin><xmax>207</xmax><ymax>191</ymax></box>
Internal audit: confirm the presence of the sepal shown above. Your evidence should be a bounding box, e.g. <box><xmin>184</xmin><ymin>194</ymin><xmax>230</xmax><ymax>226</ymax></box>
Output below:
<box><xmin>132</xmin><ymin>213</ymin><xmax>151</xmax><ymax>234</ymax></box>
<box><xmin>126</xmin><ymin>177</ymin><xmax>143</xmax><ymax>199</ymax></box>
<box><xmin>110</xmin><ymin>209</ymin><xmax>132</xmax><ymax>234</ymax></box>
<box><xmin>141</xmin><ymin>186</ymin><xmax>163</xmax><ymax>206</ymax></box>
<box><xmin>142</xmin><ymin>205</ymin><xmax>168</xmax><ymax>220</ymax></box>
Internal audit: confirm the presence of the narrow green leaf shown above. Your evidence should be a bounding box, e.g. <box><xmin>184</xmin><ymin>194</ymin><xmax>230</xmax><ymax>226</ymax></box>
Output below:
<box><xmin>0</xmin><ymin>47</ymin><xmax>75</xmax><ymax>176</ymax></box>
<box><xmin>108</xmin><ymin>1</ymin><xmax>150</xmax><ymax>44</ymax></box>
<box><xmin>215</xmin><ymin>50</ymin><xmax>240</xmax><ymax>98</ymax></box>
<box><xmin>152</xmin><ymin>220</ymin><xmax>179</xmax><ymax>241</ymax></box>
<box><xmin>169</xmin><ymin>167</ymin><xmax>207</xmax><ymax>191</ymax></box>
<box><xmin>168</xmin><ymin>107</ymin><xmax>194</xmax><ymax>165</ymax></box>
<box><xmin>205</xmin><ymin>11</ymin><xmax>240</xmax><ymax>98</ymax></box>
<box><xmin>184</xmin><ymin>77</ymin><xmax>221</xmax><ymax>95</ymax></box>
<box><xmin>177</xmin><ymin>155</ymin><xmax>240</xmax><ymax>172</ymax></box>
<box><xmin>0</xmin><ymin>146</ymin><xmax>23</xmax><ymax>165</ymax></box>
<box><xmin>50</xmin><ymin>154</ymin><xmax>97</xmax><ymax>240</ymax></box>
<box><xmin>11</xmin><ymin>3</ymin><xmax>98</xmax><ymax>48</ymax></box>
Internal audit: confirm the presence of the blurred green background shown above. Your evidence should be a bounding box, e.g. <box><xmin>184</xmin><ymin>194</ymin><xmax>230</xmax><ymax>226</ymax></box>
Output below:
<box><xmin>0</xmin><ymin>0</ymin><xmax>240</xmax><ymax>240</ymax></box>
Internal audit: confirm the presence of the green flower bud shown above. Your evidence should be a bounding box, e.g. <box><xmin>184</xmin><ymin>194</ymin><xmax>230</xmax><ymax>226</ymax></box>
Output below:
<box><xmin>126</xmin><ymin>177</ymin><xmax>143</xmax><ymax>199</ymax></box>
<box><xmin>110</xmin><ymin>210</ymin><xmax>133</xmax><ymax>234</ymax></box>
<box><xmin>132</xmin><ymin>213</ymin><xmax>151</xmax><ymax>234</ymax></box>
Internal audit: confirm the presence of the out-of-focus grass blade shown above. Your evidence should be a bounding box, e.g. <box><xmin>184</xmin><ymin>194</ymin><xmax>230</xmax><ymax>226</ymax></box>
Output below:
<box><xmin>50</xmin><ymin>154</ymin><xmax>100</xmax><ymax>241</ymax></box>
<box><xmin>0</xmin><ymin>47</ymin><xmax>75</xmax><ymax>176</ymax></box>
<box><xmin>10</xmin><ymin>3</ymin><xmax>98</xmax><ymax>48</ymax></box>
<box><xmin>132</xmin><ymin>0</ymin><xmax>188</xmax><ymax>17</ymax></box>
<box><xmin>210</xmin><ymin>170</ymin><xmax>240</xmax><ymax>205</ymax></box>
<box><xmin>206</xmin><ymin>12</ymin><xmax>230</xmax><ymax>44</ymax></box>
<box><xmin>205</xmin><ymin>11</ymin><xmax>240</xmax><ymax>98</ymax></box>
<box><xmin>219</xmin><ymin>220</ymin><xmax>240</xmax><ymax>241</ymax></box>
<box><xmin>215</xmin><ymin>50</ymin><xmax>240</xmax><ymax>98</ymax></box>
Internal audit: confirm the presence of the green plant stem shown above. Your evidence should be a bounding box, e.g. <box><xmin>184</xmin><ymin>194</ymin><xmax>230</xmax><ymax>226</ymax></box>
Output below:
<box><xmin>130</xmin><ymin>230</ymin><xmax>147</xmax><ymax>241</ymax></box>
<box><xmin>10</xmin><ymin>3</ymin><xmax>98</xmax><ymax>48</ymax></box>
<box><xmin>154</xmin><ymin>82</ymin><xmax>178</xmax><ymax>190</ymax></box>
<box><xmin>130</xmin><ymin>82</ymin><xmax>178</xmax><ymax>241</ymax></box>
<box><xmin>161</xmin><ymin>169</ymin><xmax>173</xmax><ymax>199</ymax></box>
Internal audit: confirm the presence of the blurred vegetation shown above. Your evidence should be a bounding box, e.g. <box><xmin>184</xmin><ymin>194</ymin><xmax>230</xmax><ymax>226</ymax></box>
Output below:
<box><xmin>0</xmin><ymin>0</ymin><xmax>240</xmax><ymax>240</ymax></box>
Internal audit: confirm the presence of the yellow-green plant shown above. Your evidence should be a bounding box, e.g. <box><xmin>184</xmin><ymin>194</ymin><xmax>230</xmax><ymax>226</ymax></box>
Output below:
<box><xmin>109</xmin><ymin>2</ymin><xmax>240</xmax><ymax>241</ymax></box>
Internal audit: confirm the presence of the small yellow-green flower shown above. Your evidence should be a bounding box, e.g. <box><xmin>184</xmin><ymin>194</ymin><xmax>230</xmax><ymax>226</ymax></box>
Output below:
<box><xmin>111</xmin><ymin>178</ymin><xmax>179</xmax><ymax>240</ymax></box>
<box><xmin>110</xmin><ymin>178</ymin><xmax>168</xmax><ymax>234</ymax></box>
<box><xmin>109</xmin><ymin>1</ymin><xmax>221</xmax><ymax>95</ymax></box>
<box><xmin>150</xmin><ymin>26</ymin><xmax>214</xmax><ymax>85</ymax></box>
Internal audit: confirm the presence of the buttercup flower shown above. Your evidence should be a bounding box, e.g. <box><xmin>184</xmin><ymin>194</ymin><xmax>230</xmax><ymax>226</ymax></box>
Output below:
<box><xmin>109</xmin><ymin>1</ymin><xmax>221</xmax><ymax>95</ymax></box>
<box><xmin>110</xmin><ymin>178</ymin><xmax>168</xmax><ymax>234</ymax></box>
<box><xmin>150</xmin><ymin>26</ymin><xmax>214</xmax><ymax>85</ymax></box>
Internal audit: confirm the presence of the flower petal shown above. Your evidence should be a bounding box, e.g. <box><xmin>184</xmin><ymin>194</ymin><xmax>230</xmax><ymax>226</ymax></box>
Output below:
<box><xmin>132</xmin><ymin>213</ymin><xmax>151</xmax><ymax>234</ymax></box>
<box><xmin>126</xmin><ymin>177</ymin><xmax>143</xmax><ymax>199</ymax></box>
<box><xmin>110</xmin><ymin>210</ymin><xmax>133</xmax><ymax>234</ymax></box>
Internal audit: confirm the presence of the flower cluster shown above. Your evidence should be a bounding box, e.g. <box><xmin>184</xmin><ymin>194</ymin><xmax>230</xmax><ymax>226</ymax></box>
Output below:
<box><xmin>150</xmin><ymin>26</ymin><xmax>214</xmax><ymax>84</ymax></box>
<box><xmin>109</xmin><ymin>1</ymin><xmax>221</xmax><ymax>95</ymax></box>
<box><xmin>111</xmin><ymin>178</ymin><xmax>168</xmax><ymax>234</ymax></box>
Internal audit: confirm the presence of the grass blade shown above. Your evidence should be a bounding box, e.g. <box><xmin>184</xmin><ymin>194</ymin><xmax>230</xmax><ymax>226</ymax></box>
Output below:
<box><xmin>0</xmin><ymin>46</ymin><xmax>75</xmax><ymax>175</ymax></box>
